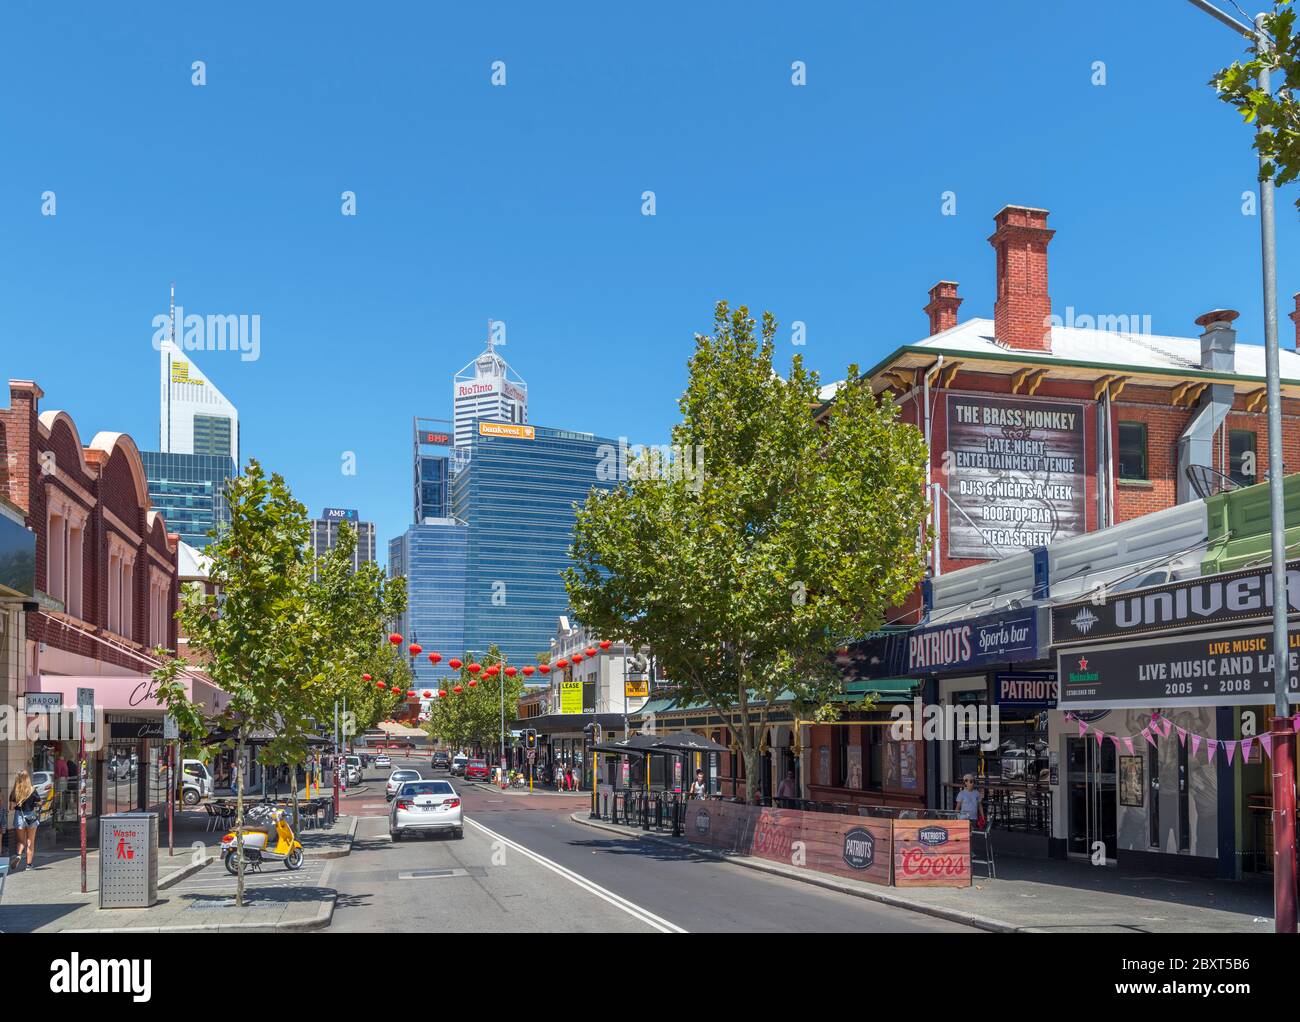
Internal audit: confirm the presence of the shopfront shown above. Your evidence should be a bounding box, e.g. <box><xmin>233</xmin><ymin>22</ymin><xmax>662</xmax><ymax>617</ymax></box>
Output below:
<box><xmin>1051</xmin><ymin>559</ymin><xmax>1300</xmax><ymax>877</ymax></box>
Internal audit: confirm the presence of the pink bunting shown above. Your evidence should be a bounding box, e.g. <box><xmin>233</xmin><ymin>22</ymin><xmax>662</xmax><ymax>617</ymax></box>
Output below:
<box><xmin>1225</xmin><ymin>740</ymin><xmax>1237</xmax><ymax>766</ymax></box>
<box><xmin>1191</xmin><ymin>734</ymin><xmax>1202</xmax><ymax>757</ymax></box>
<box><xmin>1094</xmin><ymin>728</ymin><xmax>1104</xmax><ymax>747</ymax></box>
<box><xmin>1079</xmin><ymin>721</ymin><xmax>1088</xmax><ymax>738</ymax></box>
<box><xmin>1162</xmin><ymin>718</ymin><xmax>1174</xmax><ymax>738</ymax></box>
<box><xmin>1207</xmin><ymin>739</ymin><xmax>1219</xmax><ymax>763</ymax></box>
<box><xmin>1261</xmin><ymin>734</ymin><xmax>1274</xmax><ymax>759</ymax></box>
<box><xmin>1110</xmin><ymin>734</ymin><xmax>1122</xmax><ymax>751</ymax></box>
<box><xmin>1142</xmin><ymin>727</ymin><xmax>1156</xmax><ymax>747</ymax></box>
<box><xmin>1242</xmin><ymin>737</ymin><xmax>1255</xmax><ymax>761</ymax></box>
<box><xmin>1123</xmin><ymin>736</ymin><xmax>1135</xmax><ymax>755</ymax></box>
<box><xmin>1176</xmin><ymin>726</ymin><xmax>1187</xmax><ymax>746</ymax></box>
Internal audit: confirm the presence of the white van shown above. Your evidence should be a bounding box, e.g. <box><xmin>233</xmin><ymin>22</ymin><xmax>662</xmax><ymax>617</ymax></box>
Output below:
<box><xmin>181</xmin><ymin>760</ymin><xmax>213</xmax><ymax>805</ymax></box>
<box><xmin>450</xmin><ymin>754</ymin><xmax>468</xmax><ymax>777</ymax></box>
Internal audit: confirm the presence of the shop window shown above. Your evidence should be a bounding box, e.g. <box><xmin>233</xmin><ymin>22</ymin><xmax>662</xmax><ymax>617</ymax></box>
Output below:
<box><xmin>836</xmin><ymin>726</ymin><xmax>850</xmax><ymax>787</ymax></box>
<box><xmin>67</xmin><ymin>524</ymin><xmax>84</xmax><ymax>619</ymax></box>
<box><xmin>47</xmin><ymin>511</ymin><xmax>65</xmax><ymax>603</ymax></box>
<box><xmin>867</xmin><ymin>725</ymin><xmax>883</xmax><ymax>790</ymax></box>
<box><xmin>1119</xmin><ymin>421</ymin><xmax>1148</xmax><ymax>481</ymax></box>
<box><xmin>1178</xmin><ymin>741</ymin><xmax>1190</xmax><ymax>852</ymax></box>
<box><xmin>1148</xmin><ymin>743</ymin><xmax>1160</xmax><ymax>848</ymax></box>
<box><xmin>1229</xmin><ymin>429</ymin><xmax>1257</xmax><ymax>487</ymax></box>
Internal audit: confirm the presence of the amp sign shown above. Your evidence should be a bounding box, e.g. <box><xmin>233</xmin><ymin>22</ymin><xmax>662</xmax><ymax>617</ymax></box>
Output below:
<box><xmin>322</xmin><ymin>508</ymin><xmax>358</xmax><ymax>521</ymax></box>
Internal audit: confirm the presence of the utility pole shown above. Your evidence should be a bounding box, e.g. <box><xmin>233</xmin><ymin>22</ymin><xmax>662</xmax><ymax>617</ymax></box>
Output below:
<box><xmin>1188</xmin><ymin>0</ymin><xmax>1295</xmax><ymax>933</ymax></box>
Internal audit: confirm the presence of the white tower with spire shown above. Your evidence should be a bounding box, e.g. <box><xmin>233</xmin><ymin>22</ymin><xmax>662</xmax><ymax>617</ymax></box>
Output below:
<box><xmin>452</xmin><ymin>322</ymin><xmax>528</xmax><ymax>448</ymax></box>
<box><xmin>158</xmin><ymin>283</ymin><xmax>240</xmax><ymax>461</ymax></box>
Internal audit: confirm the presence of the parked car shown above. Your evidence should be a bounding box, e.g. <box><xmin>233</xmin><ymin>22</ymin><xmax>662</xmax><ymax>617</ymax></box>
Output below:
<box><xmin>449</xmin><ymin>755</ymin><xmax>468</xmax><ymax>777</ymax></box>
<box><xmin>431</xmin><ymin>750</ymin><xmax>450</xmax><ymax>771</ymax></box>
<box><xmin>390</xmin><ymin>779</ymin><xmax>462</xmax><ymax>840</ymax></box>
<box><xmin>385</xmin><ymin>769</ymin><xmax>422</xmax><ymax>800</ymax></box>
<box><xmin>374</xmin><ymin>754</ymin><xmax>391</xmax><ymax>769</ymax></box>
<box><xmin>464</xmin><ymin>758</ymin><xmax>489</xmax><ymax>781</ymax></box>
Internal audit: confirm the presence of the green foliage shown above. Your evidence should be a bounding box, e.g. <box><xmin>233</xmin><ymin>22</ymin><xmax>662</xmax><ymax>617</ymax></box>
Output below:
<box><xmin>422</xmin><ymin>644</ymin><xmax>524</xmax><ymax>753</ymax></box>
<box><xmin>565</xmin><ymin>301</ymin><xmax>928</xmax><ymax>800</ymax></box>
<box><xmin>1210</xmin><ymin>1</ymin><xmax>1300</xmax><ymax>212</ymax></box>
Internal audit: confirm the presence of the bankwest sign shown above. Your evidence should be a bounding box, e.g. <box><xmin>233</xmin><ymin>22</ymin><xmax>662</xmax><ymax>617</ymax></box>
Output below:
<box><xmin>1052</xmin><ymin>560</ymin><xmax>1300</xmax><ymax>645</ymax></box>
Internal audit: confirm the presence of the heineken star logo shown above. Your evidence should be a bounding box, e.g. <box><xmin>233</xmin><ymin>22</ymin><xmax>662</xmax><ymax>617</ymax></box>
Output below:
<box><xmin>1078</xmin><ymin>656</ymin><xmax>1089</xmax><ymax>671</ymax></box>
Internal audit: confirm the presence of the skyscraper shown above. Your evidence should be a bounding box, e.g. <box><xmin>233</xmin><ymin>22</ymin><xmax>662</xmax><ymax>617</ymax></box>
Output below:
<box><xmin>452</xmin><ymin>420</ymin><xmax>617</xmax><ymax>664</ymax></box>
<box><xmin>413</xmin><ymin>418</ymin><xmax>454</xmax><ymax>522</ymax></box>
<box><xmin>452</xmin><ymin>337</ymin><xmax>527</xmax><ymax>449</ymax></box>
<box><xmin>145</xmin><ymin>295</ymin><xmax>239</xmax><ymax>549</ymax></box>
<box><xmin>389</xmin><ymin>519</ymin><xmax>468</xmax><ymax>686</ymax></box>
<box><xmin>309</xmin><ymin>508</ymin><xmax>376</xmax><ymax>577</ymax></box>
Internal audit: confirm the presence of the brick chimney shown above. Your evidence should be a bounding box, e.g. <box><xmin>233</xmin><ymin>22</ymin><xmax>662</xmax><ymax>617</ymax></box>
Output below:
<box><xmin>1289</xmin><ymin>292</ymin><xmax>1300</xmax><ymax>349</ymax></box>
<box><xmin>923</xmin><ymin>281</ymin><xmax>962</xmax><ymax>336</ymax></box>
<box><xmin>988</xmin><ymin>205</ymin><xmax>1055</xmax><ymax>352</ymax></box>
<box><xmin>2</xmin><ymin>380</ymin><xmax>42</xmax><ymax>516</ymax></box>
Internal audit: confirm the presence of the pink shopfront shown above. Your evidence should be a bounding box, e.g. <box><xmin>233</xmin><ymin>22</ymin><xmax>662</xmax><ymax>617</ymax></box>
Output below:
<box><xmin>26</xmin><ymin>673</ymin><xmax>228</xmax><ymax>837</ymax></box>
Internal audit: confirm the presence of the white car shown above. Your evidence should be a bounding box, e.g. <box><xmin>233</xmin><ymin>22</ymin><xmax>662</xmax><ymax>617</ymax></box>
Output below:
<box><xmin>374</xmin><ymin>754</ymin><xmax>391</xmax><ymax>769</ymax></box>
<box><xmin>390</xmin><ymin>779</ymin><xmax>463</xmax><ymax>840</ymax></box>
<box><xmin>385</xmin><ymin>769</ymin><xmax>422</xmax><ymax>801</ymax></box>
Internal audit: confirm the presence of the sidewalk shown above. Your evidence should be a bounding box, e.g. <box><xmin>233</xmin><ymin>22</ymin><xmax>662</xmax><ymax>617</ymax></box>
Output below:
<box><xmin>0</xmin><ymin>811</ymin><xmax>357</xmax><ymax>932</ymax></box>
<box><xmin>471</xmin><ymin>780</ymin><xmax>591</xmax><ymax>797</ymax></box>
<box><xmin>570</xmin><ymin>813</ymin><xmax>1277</xmax><ymax>934</ymax></box>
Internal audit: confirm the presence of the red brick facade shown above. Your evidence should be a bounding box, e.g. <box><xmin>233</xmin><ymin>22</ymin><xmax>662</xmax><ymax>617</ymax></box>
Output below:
<box><xmin>0</xmin><ymin>379</ymin><xmax>180</xmax><ymax>673</ymax></box>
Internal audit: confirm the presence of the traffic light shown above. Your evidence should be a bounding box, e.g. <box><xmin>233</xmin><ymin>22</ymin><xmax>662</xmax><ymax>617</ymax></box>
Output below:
<box><xmin>525</xmin><ymin>729</ymin><xmax>537</xmax><ymax>750</ymax></box>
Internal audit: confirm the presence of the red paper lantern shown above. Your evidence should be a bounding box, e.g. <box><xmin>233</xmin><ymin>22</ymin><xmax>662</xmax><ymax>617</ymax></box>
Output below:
<box><xmin>467</xmin><ymin>663</ymin><xmax>482</xmax><ymax>674</ymax></box>
<box><xmin>429</xmin><ymin>652</ymin><xmax>442</xmax><ymax>664</ymax></box>
<box><xmin>599</xmin><ymin>639</ymin><xmax>611</xmax><ymax>650</ymax></box>
<box><xmin>468</xmin><ymin>678</ymin><xmax>478</xmax><ymax>687</ymax></box>
<box><xmin>389</xmin><ymin>633</ymin><xmax>402</xmax><ymax>645</ymax></box>
<box><xmin>453</xmin><ymin>685</ymin><xmax>463</xmax><ymax>694</ymax></box>
<box><xmin>556</xmin><ymin>658</ymin><xmax>569</xmax><ymax>669</ymax></box>
<box><xmin>539</xmin><ymin>664</ymin><xmax>551</xmax><ymax>675</ymax></box>
<box><xmin>423</xmin><ymin>690</ymin><xmax>432</xmax><ymax>698</ymax></box>
<box><xmin>406</xmin><ymin>689</ymin><xmax>416</xmax><ymax>698</ymax></box>
<box><xmin>522</xmin><ymin>665</ymin><xmax>535</xmax><ymax>676</ymax></box>
<box><xmin>438</xmin><ymin>689</ymin><xmax>447</xmax><ymax>698</ymax></box>
<box><xmin>376</xmin><ymin>680</ymin><xmax>386</xmax><ymax>689</ymax></box>
<box><xmin>448</xmin><ymin>658</ymin><xmax>463</xmax><ymax>670</ymax></box>
<box><xmin>504</xmin><ymin>666</ymin><xmax>517</xmax><ymax>678</ymax></box>
<box><xmin>362</xmin><ymin>673</ymin><xmax>372</xmax><ymax>682</ymax></box>
<box><xmin>572</xmin><ymin>653</ymin><xmax>584</xmax><ymax>664</ymax></box>
<box><xmin>585</xmin><ymin>647</ymin><xmax>597</xmax><ymax>658</ymax></box>
<box><xmin>486</xmin><ymin>665</ymin><xmax>499</xmax><ymax>676</ymax></box>
<box><xmin>408</xmin><ymin>643</ymin><xmax>422</xmax><ymax>657</ymax></box>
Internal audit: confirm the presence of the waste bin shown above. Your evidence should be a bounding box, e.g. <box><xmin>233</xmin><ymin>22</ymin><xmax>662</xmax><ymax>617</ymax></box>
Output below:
<box><xmin>99</xmin><ymin>812</ymin><xmax>159</xmax><ymax>908</ymax></box>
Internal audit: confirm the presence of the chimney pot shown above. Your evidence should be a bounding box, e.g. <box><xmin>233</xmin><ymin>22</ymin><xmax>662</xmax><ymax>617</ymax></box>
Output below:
<box><xmin>988</xmin><ymin>205</ymin><xmax>1055</xmax><ymax>352</ymax></box>
<box><xmin>1196</xmin><ymin>310</ymin><xmax>1237</xmax><ymax>373</ymax></box>
<box><xmin>1193</xmin><ymin>309</ymin><xmax>1239</xmax><ymax>328</ymax></box>
<box><xmin>923</xmin><ymin>281</ymin><xmax>962</xmax><ymax>336</ymax></box>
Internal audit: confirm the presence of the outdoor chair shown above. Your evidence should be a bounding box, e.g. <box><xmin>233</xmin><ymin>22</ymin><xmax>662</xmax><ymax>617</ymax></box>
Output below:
<box><xmin>970</xmin><ymin>818</ymin><xmax>996</xmax><ymax>880</ymax></box>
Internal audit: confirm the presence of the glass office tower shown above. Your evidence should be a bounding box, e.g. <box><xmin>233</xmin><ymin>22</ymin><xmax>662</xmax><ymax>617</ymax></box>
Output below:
<box><xmin>141</xmin><ymin>452</ymin><xmax>236</xmax><ymax>549</ymax></box>
<box><xmin>413</xmin><ymin>418</ymin><xmax>453</xmax><ymax>522</ymax></box>
<box><xmin>389</xmin><ymin>520</ymin><xmax>468</xmax><ymax>687</ymax></box>
<box><xmin>451</xmin><ymin>421</ymin><xmax>616</xmax><ymax>665</ymax></box>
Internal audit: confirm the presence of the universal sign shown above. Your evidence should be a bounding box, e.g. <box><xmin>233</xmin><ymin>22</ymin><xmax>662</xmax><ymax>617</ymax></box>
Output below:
<box><xmin>1052</xmin><ymin>560</ymin><xmax>1300</xmax><ymax>645</ymax></box>
<box><xmin>906</xmin><ymin>608</ymin><xmax>1042</xmax><ymax>673</ymax></box>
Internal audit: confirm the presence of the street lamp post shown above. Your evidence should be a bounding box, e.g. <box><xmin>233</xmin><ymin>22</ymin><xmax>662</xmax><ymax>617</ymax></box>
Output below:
<box><xmin>1189</xmin><ymin>0</ymin><xmax>1295</xmax><ymax>933</ymax></box>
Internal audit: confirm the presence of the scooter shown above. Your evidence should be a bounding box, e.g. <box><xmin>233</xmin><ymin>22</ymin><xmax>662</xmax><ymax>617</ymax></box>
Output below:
<box><xmin>220</xmin><ymin>804</ymin><xmax>304</xmax><ymax>874</ymax></box>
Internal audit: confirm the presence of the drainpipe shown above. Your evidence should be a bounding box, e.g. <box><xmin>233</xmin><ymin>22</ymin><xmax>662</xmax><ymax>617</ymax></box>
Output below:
<box><xmin>1176</xmin><ymin>311</ymin><xmax>1238</xmax><ymax>503</ymax></box>
<box><xmin>923</xmin><ymin>357</ymin><xmax>943</xmax><ymax>577</ymax></box>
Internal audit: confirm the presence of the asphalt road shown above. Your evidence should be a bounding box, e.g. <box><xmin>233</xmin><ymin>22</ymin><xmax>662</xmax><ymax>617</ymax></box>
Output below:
<box><xmin>327</xmin><ymin>754</ymin><xmax>974</xmax><ymax>933</ymax></box>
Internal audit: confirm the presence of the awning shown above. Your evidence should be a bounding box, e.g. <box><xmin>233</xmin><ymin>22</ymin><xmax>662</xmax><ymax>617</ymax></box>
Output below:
<box><xmin>647</xmin><ymin>730</ymin><xmax>728</xmax><ymax>753</ymax></box>
<box><xmin>837</xmin><ymin>678</ymin><xmax>920</xmax><ymax>704</ymax></box>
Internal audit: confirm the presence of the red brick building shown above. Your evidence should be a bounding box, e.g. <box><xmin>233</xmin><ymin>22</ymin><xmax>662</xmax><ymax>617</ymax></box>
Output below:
<box><xmin>0</xmin><ymin>378</ymin><xmax>191</xmax><ymax>838</ymax></box>
<box><xmin>827</xmin><ymin>204</ymin><xmax>1300</xmax><ymax>625</ymax></box>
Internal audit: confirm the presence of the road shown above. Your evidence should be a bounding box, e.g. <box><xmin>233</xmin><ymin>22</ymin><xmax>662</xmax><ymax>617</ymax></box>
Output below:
<box><xmin>327</xmin><ymin>754</ymin><xmax>975</xmax><ymax>933</ymax></box>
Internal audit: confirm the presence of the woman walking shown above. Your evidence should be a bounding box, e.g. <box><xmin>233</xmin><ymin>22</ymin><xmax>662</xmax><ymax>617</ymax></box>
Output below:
<box><xmin>9</xmin><ymin>771</ymin><xmax>42</xmax><ymax>871</ymax></box>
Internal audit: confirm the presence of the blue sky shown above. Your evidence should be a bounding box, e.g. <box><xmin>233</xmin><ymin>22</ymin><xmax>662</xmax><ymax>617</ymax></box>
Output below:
<box><xmin>1</xmin><ymin>0</ymin><xmax>1293</xmax><ymax>557</ymax></box>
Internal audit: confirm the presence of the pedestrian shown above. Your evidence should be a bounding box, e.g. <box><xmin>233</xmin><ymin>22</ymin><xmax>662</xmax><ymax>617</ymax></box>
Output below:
<box><xmin>955</xmin><ymin>773</ymin><xmax>983</xmax><ymax>826</ymax></box>
<box><xmin>775</xmin><ymin>769</ymin><xmax>798</xmax><ymax>801</ymax></box>
<box><xmin>689</xmin><ymin>769</ymin><xmax>707</xmax><ymax>799</ymax></box>
<box><xmin>8</xmin><ymin>770</ymin><xmax>41</xmax><ymax>870</ymax></box>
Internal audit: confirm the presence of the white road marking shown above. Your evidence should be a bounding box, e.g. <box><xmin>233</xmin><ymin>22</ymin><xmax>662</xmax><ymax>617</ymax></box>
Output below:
<box><xmin>463</xmin><ymin>816</ymin><xmax>686</xmax><ymax>934</ymax></box>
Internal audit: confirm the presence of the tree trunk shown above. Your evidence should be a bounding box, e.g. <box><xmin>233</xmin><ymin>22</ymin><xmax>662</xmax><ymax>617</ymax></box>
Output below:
<box><xmin>235</xmin><ymin>734</ymin><xmax>245</xmax><ymax>908</ymax></box>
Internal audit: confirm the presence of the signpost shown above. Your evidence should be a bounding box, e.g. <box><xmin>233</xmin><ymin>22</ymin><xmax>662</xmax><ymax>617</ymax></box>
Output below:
<box><xmin>76</xmin><ymin>687</ymin><xmax>93</xmax><ymax>894</ymax></box>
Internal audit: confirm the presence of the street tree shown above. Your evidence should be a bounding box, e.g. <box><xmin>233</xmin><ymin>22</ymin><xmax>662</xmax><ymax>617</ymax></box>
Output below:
<box><xmin>566</xmin><ymin>301</ymin><xmax>929</xmax><ymax>802</ymax></box>
<box><xmin>1210</xmin><ymin>0</ymin><xmax>1300</xmax><ymax>213</ymax></box>
<box><xmin>423</xmin><ymin>644</ymin><xmax>523</xmax><ymax>755</ymax></box>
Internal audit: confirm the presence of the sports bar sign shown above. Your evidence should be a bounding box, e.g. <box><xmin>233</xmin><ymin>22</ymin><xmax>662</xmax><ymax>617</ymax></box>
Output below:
<box><xmin>906</xmin><ymin>607</ymin><xmax>1043</xmax><ymax>673</ymax></box>
<box><xmin>1057</xmin><ymin>623</ymin><xmax>1300</xmax><ymax>710</ymax></box>
<box><xmin>945</xmin><ymin>393</ymin><xmax>1086</xmax><ymax>559</ymax></box>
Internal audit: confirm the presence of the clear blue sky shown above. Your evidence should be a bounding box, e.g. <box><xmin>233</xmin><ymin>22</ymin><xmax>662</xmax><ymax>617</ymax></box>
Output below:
<box><xmin>1</xmin><ymin>0</ymin><xmax>1294</xmax><ymax>557</ymax></box>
